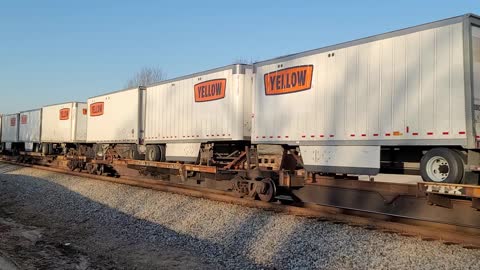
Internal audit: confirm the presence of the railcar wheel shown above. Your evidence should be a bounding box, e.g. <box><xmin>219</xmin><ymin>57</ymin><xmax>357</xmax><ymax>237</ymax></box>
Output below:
<box><xmin>420</xmin><ymin>148</ymin><xmax>464</xmax><ymax>184</ymax></box>
<box><xmin>86</xmin><ymin>163</ymin><xmax>97</xmax><ymax>174</ymax></box>
<box><xmin>258</xmin><ymin>178</ymin><xmax>276</xmax><ymax>202</ymax></box>
<box><xmin>96</xmin><ymin>165</ymin><xmax>104</xmax><ymax>175</ymax></box>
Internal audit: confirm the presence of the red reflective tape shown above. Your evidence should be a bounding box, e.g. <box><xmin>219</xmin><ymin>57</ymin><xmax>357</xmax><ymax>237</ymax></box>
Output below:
<box><xmin>385</xmin><ymin>133</ymin><xmax>391</xmax><ymax>136</ymax></box>
<box><xmin>476</xmin><ymin>135</ymin><xmax>480</xmax><ymax>139</ymax></box>
<box><xmin>285</xmin><ymin>136</ymin><xmax>289</xmax><ymax>138</ymax></box>
<box><xmin>302</xmin><ymin>135</ymin><xmax>306</xmax><ymax>138</ymax></box>
<box><xmin>207</xmin><ymin>135</ymin><xmax>209</xmax><ymax>137</ymax></box>
<box><xmin>277</xmin><ymin>136</ymin><xmax>281</xmax><ymax>138</ymax></box>
<box><xmin>459</xmin><ymin>131</ymin><xmax>466</xmax><ymax>135</ymax></box>
<box><xmin>361</xmin><ymin>134</ymin><xmax>366</xmax><ymax>137</ymax></box>
<box><xmin>262</xmin><ymin>136</ymin><xmax>266</xmax><ymax>138</ymax></box>
<box><xmin>269</xmin><ymin>136</ymin><xmax>274</xmax><ymax>138</ymax></box>
<box><xmin>311</xmin><ymin>135</ymin><xmax>315</xmax><ymax>138</ymax></box>
<box><xmin>350</xmin><ymin>134</ymin><xmax>355</xmax><ymax>137</ymax></box>
<box><xmin>442</xmin><ymin>132</ymin><xmax>449</xmax><ymax>135</ymax></box>
<box><xmin>256</xmin><ymin>136</ymin><xmax>258</xmax><ymax>138</ymax></box>
<box><xmin>427</xmin><ymin>132</ymin><xmax>434</xmax><ymax>135</ymax></box>
<box><xmin>412</xmin><ymin>132</ymin><xmax>419</xmax><ymax>136</ymax></box>
<box><xmin>319</xmin><ymin>135</ymin><xmax>324</xmax><ymax>137</ymax></box>
<box><xmin>222</xmin><ymin>134</ymin><xmax>225</xmax><ymax>136</ymax></box>
<box><xmin>373</xmin><ymin>134</ymin><xmax>379</xmax><ymax>136</ymax></box>
<box><xmin>329</xmin><ymin>135</ymin><xmax>335</xmax><ymax>137</ymax></box>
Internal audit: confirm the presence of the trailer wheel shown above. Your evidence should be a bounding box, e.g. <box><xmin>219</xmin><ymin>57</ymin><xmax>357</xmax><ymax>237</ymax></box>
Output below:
<box><xmin>420</xmin><ymin>148</ymin><xmax>464</xmax><ymax>184</ymax></box>
<box><xmin>145</xmin><ymin>145</ymin><xmax>166</xmax><ymax>161</ymax></box>
<box><xmin>41</xmin><ymin>143</ymin><xmax>52</xmax><ymax>156</ymax></box>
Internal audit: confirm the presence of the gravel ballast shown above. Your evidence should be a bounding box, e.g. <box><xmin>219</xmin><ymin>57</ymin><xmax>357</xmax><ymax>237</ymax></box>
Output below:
<box><xmin>0</xmin><ymin>162</ymin><xmax>479</xmax><ymax>269</ymax></box>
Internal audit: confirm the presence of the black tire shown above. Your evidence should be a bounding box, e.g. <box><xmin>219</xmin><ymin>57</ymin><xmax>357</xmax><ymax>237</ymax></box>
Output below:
<box><xmin>145</xmin><ymin>145</ymin><xmax>161</xmax><ymax>161</ymax></box>
<box><xmin>41</xmin><ymin>143</ymin><xmax>51</xmax><ymax>155</ymax></box>
<box><xmin>420</xmin><ymin>148</ymin><xmax>464</xmax><ymax>184</ymax></box>
<box><xmin>158</xmin><ymin>145</ymin><xmax>166</xmax><ymax>162</ymax></box>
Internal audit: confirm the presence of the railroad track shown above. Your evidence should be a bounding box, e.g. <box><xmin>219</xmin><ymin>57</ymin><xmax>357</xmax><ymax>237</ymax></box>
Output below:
<box><xmin>1</xmin><ymin>157</ymin><xmax>480</xmax><ymax>249</ymax></box>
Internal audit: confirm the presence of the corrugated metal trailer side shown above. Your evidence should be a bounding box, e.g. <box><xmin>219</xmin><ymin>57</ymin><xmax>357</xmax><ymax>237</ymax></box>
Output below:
<box><xmin>145</xmin><ymin>64</ymin><xmax>252</xmax><ymax>143</ymax></box>
<box><xmin>144</xmin><ymin>64</ymin><xmax>253</xmax><ymax>161</ymax></box>
<box><xmin>19</xmin><ymin>109</ymin><xmax>42</xmax><ymax>151</ymax></box>
<box><xmin>87</xmin><ymin>87</ymin><xmax>144</xmax><ymax>144</ymax></box>
<box><xmin>0</xmin><ymin>115</ymin><xmax>2</xmax><ymax>145</ymax></box>
<box><xmin>41</xmin><ymin>102</ymin><xmax>87</xmax><ymax>143</ymax></box>
<box><xmin>252</xmin><ymin>14</ymin><xmax>480</xmax><ymax>184</ymax></box>
<box><xmin>1</xmin><ymin>114</ymin><xmax>19</xmax><ymax>143</ymax></box>
<box><xmin>1</xmin><ymin>113</ymin><xmax>19</xmax><ymax>151</ymax></box>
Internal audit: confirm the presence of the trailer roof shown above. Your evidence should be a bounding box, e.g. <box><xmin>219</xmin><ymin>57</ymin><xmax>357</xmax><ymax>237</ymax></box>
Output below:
<box><xmin>19</xmin><ymin>108</ymin><xmax>41</xmax><ymax>113</ymax></box>
<box><xmin>88</xmin><ymin>64</ymin><xmax>253</xmax><ymax>98</ymax></box>
<box><xmin>42</xmin><ymin>101</ymin><xmax>86</xmax><ymax>108</ymax></box>
<box><xmin>145</xmin><ymin>63</ymin><xmax>252</xmax><ymax>89</ymax></box>
<box><xmin>254</xmin><ymin>13</ymin><xmax>480</xmax><ymax>67</ymax></box>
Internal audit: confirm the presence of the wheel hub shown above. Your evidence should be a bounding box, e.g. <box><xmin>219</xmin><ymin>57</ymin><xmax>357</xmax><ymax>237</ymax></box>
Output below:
<box><xmin>426</xmin><ymin>156</ymin><xmax>450</xmax><ymax>182</ymax></box>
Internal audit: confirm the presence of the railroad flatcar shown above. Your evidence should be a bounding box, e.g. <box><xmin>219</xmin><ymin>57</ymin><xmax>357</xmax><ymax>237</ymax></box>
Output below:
<box><xmin>18</xmin><ymin>109</ymin><xmax>42</xmax><ymax>152</ymax></box>
<box><xmin>252</xmin><ymin>13</ymin><xmax>480</xmax><ymax>185</ymax></box>
<box><xmin>1</xmin><ymin>113</ymin><xmax>20</xmax><ymax>154</ymax></box>
<box><xmin>40</xmin><ymin>102</ymin><xmax>88</xmax><ymax>155</ymax></box>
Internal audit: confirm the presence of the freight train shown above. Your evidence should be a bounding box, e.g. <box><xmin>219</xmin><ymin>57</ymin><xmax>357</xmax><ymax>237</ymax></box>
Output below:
<box><xmin>2</xmin><ymin>14</ymin><xmax>480</xmax><ymax>202</ymax></box>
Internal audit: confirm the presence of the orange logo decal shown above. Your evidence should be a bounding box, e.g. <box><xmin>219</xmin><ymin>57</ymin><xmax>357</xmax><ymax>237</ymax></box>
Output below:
<box><xmin>21</xmin><ymin>115</ymin><xmax>27</xmax><ymax>124</ymax></box>
<box><xmin>194</xmin><ymin>79</ymin><xmax>226</xmax><ymax>102</ymax></box>
<box><xmin>90</xmin><ymin>102</ymin><xmax>104</xmax><ymax>116</ymax></box>
<box><xmin>59</xmin><ymin>108</ymin><xmax>70</xmax><ymax>120</ymax></box>
<box><xmin>10</xmin><ymin>117</ymin><xmax>16</xmax><ymax>126</ymax></box>
<box><xmin>82</xmin><ymin>108</ymin><xmax>87</xmax><ymax>115</ymax></box>
<box><xmin>264</xmin><ymin>65</ymin><xmax>314</xmax><ymax>95</ymax></box>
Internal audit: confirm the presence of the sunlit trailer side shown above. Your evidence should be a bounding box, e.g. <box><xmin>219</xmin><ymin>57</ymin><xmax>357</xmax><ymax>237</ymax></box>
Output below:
<box><xmin>40</xmin><ymin>102</ymin><xmax>88</xmax><ymax>155</ymax></box>
<box><xmin>144</xmin><ymin>64</ymin><xmax>253</xmax><ymax>163</ymax></box>
<box><xmin>0</xmin><ymin>114</ymin><xmax>2</xmax><ymax>151</ymax></box>
<box><xmin>252</xmin><ymin>13</ymin><xmax>480</xmax><ymax>184</ymax></box>
<box><xmin>86</xmin><ymin>87</ymin><xmax>145</xmax><ymax>159</ymax></box>
<box><xmin>18</xmin><ymin>108</ymin><xmax>42</xmax><ymax>152</ymax></box>
<box><xmin>1</xmin><ymin>113</ymin><xmax>20</xmax><ymax>154</ymax></box>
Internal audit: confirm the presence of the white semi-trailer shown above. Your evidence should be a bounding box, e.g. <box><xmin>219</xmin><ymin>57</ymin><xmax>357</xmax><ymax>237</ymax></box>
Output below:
<box><xmin>19</xmin><ymin>108</ymin><xmax>42</xmax><ymax>152</ymax></box>
<box><xmin>86</xmin><ymin>64</ymin><xmax>254</xmax><ymax>163</ymax></box>
<box><xmin>145</xmin><ymin>64</ymin><xmax>253</xmax><ymax>162</ymax></box>
<box><xmin>41</xmin><ymin>102</ymin><xmax>88</xmax><ymax>154</ymax></box>
<box><xmin>86</xmin><ymin>87</ymin><xmax>145</xmax><ymax>159</ymax></box>
<box><xmin>252</xmin><ymin>14</ymin><xmax>480</xmax><ymax>184</ymax></box>
<box><xmin>1</xmin><ymin>113</ymin><xmax>20</xmax><ymax>153</ymax></box>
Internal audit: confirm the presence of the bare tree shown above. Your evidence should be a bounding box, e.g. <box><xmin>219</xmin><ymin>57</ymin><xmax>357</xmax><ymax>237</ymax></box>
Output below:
<box><xmin>126</xmin><ymin>66</ymin><xmax>167</xmax><ymax>88</ymax></box>
<box><xmin>232</xmin><ymin>57</ymin><xmax>257</xmax><ymax>65</ymax></box>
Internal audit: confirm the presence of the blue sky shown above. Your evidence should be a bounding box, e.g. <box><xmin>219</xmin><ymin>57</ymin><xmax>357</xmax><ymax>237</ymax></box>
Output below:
<box><xmin>0</xmin><ymin>1</ymin><xmax>478</xmax><ymax>113</ymax></box>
